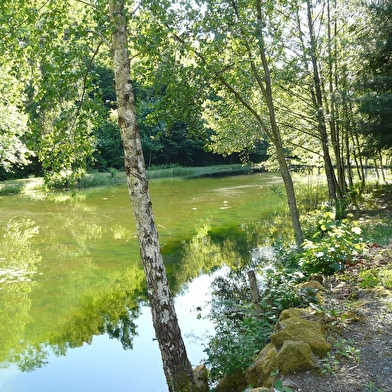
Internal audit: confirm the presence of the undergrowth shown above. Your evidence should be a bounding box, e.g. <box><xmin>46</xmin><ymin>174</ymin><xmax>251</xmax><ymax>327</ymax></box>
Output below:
<box><xmin>204</xmin><ymin>261</ymin><xmax>317</xmax><ymax>381</ymax></box>
<box><xmin>204</xmin><ymin>183</ymin><xmax>392</xmax><ymax>385</ymax></box>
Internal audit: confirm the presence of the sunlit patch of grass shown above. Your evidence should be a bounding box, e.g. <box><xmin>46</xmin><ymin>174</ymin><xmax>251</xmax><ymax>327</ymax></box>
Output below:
<box><xmin>146</xmin><ymin>164</ymin><xmax>251</xmax><ymax>180</ymax></box>
<box><xmin>359</xmin><ymin>267</ymin><xmax>392</xmax><ymax>289</ymax></box>
<box><xmin>359</xmin><ymin>217</ymin><xmax>392</xmax><ymax>245</ymax></box>
<box><xmin>0</xmin><ymin>182</ymin><xmax>24</xmax><ymax>195</ymax></box>
<box><xmin>77</xmin><ymin>171</ymin><xmax>127</xmax><ymax>188</ymax></box>
<box><xmin>0</xmin><ymin>178</ymin><xmax>46</xmax><ymax>197</ymax></box>
<box><xmin>147</xmin><ymin>166</ymin><xmax>194</xmax><ymax>179</ymax></box>
<box><xmin>292</xmin><ymin>174</ymin><xmax>329</xmax><ymax>213</ymax></box>
<box><xmin>24</xmin><ymin>177</ymin><xmax>45</xmax><ymax>191</ymax></box>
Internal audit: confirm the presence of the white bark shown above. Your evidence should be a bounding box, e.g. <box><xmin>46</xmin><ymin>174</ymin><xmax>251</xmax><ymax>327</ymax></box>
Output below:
<box><xmin>108</xmin><ymin>1</ymin><xmax>195</xmax><ymax>390</ymax></box>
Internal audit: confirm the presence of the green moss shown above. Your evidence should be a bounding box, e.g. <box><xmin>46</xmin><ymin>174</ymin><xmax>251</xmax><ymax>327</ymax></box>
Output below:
<box><xmin>277</xmin><ymin>340</ymin><xmax>318</xmax><ymax>374</ymax></box>
<box><xmin>246</xmin><ymin>343</ymin><xmax>278</xmax><ymax>388</ymax></box>
<box><xmin>215</xmin><ymin>371</ymin><xmax>247</xmax><ymax>392</ymax></box>
<box><xmin>278</xmin><ymin>307</ymin><xmax>312</xmax><ymax>322</ymax></box>
<box><xmin>299</xmin><ymin>280</ymin><xmax>325</xmax><ymax>291</ymax></box>
<box><xmin>193</xmin><ymin>364</ymin><xmax>209</xmax><ymax>392</ymax></box>
<box><xmin>272</xmin><ymin>317</ymin><xmax>331</xmax><ymax>357</ymax></box>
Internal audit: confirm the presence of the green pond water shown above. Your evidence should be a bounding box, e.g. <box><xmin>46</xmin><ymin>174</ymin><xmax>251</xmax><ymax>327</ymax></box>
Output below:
<box><xmin>0</xmin><ymin>172</ymin><xmax>297</xmax><ymax>391</ymax></box>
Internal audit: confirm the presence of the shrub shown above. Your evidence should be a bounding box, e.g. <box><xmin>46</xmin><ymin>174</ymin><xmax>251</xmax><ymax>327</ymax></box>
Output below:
<box><xmin>204</xmin><ymin>266</ymin><xmax>315</xmax><ymax>381</ymax></box>
<box><xmin>0</xmin><ymin>182</ymin><xmax>24</xmax><ymax>195</ymax></box>
<box><xmin>359</xmin><ymin>267</ymin><xmax>392</xmax><ymax>289</ymax></box>
<box><xmin>204</xmin><ymin>312</ymin><xmax>271</xmax><ymax>381</ymax></box>
<box><xmin>298</xmin><ymin>212</ymin><xmax>366</xmax><ymax>275</ymax></box>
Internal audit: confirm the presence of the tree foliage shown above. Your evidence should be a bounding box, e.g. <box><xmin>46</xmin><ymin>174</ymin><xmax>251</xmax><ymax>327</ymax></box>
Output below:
<box><xmin>0</xmin><ymin>0</ymin><xmax>390</xmax><ymax>193</ymax></box>
<box><xmin>0</xmin><ymin>67</ymin><xmax>32</xmax><ymax>175</ymax></box>
<box><xmin>357</xmin><ymin>0</ymin><xmax>392</xmax><ymax>150</ymax></box>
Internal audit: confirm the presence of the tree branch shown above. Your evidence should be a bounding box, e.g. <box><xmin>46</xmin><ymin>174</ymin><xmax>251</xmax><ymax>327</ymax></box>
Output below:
<box><xmin>86</xmin><ymin>29</ymin><xmax>111</xmax><ymax>47</ymax></box>
<box><xmin>73</xmin><ymin>0</ymin><xmax>101</xmax><ymax>12</ymax></box>
<box><xmin>68</xmin><ymin>40</ymin><xmax>103</xmax><ymax>133</ymax></box>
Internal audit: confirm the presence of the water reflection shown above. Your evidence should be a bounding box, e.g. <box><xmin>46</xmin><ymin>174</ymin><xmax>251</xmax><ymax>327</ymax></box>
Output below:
<box><xmin>0</xmin><ymin>174</ymin><xmax>296</xmax><ymax>390</ymax></box>
<box><xmin>0</xmin><ymin>214</ymin><xmax>282</xmax><ymax>374</ymax></box>
<box><xmin>0</xmin><ymin>218</ymin><xmax>41</xmax><ymax>367</ymax></box>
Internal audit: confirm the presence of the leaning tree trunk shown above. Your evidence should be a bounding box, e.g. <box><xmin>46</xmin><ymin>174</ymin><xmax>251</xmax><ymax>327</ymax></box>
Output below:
<box><xmin>108</xmin><ymin>1</ymin><xmax>195</xmax><ymax>391</ymax></box>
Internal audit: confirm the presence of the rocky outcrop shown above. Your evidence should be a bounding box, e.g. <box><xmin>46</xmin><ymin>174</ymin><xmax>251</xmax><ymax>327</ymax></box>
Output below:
<box><xmin>245</xmin><ymin>312</ymin><xmax>331</xmax><ymax>388</ymax></box>
<box><xmin>216</xmin><ymin>281</ymin><xmax>331</xmax><ymax>391</ymax></box>
<box><xmin>214</xmin><ymin>371</ymin><xmax>247</xmax><ymax>392</ymax></box>
<box><xmin>245</xmin><ymin>343</ymin><xmax>278</xmax><ymax>388</ymax></box>
<box><xmin>271</xmin><ymin>316</ymin><xmax>331</xmax><ymax>357</ymax></box>
<box><xmin>193</xmin><ymin>364</ymin><xmax>209</xmax><ymax>392</ymax></box>
<box><xmin>245</xmin><ymin>290</ymin><xmax>331</xmax><ymax>389</ymax></box>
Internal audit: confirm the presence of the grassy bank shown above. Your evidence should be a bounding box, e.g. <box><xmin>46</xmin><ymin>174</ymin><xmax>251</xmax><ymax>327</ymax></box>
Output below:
<box><xmin>0</xmin><ymin>164</ymin><xmax>253</xmax><ymax>196</ymax></box>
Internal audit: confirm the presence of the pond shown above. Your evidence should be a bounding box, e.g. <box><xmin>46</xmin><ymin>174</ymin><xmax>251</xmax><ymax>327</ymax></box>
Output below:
<box><xmin>0</xmin><ymin>172</ymin><xmax>297</xmax><ymax>391</ymax></box>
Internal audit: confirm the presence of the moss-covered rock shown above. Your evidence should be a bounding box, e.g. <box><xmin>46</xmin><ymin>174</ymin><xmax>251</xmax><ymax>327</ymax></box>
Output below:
<box><xmin>245</xmin><ymin>343</ymin><xmax>277</xmax><ymax>388</ymax></box>
<box><xmin>277</xmin><ymin>340</ymin><xmax>318</xmax><ymax>374</ymax></box>
<box><xmin>272</xmin><ymin>316</ymin><xmax>331</xmax><ymax>357</ymax></box>
<box><xmin>300</xmin><ymin>280</ymin><xmax>325</xmax><ymax>291</ymax></box>
<box><xmin>278</xmin><ymin>307</ymin><xmax>312</xmax><ymax>322</ymax></box>
<box><xmin>243</xmin><ymin>308</ymin><xmax>332</xmax><ymax>390</ymax></box>
<box><xmin>193</xmin><ymin>364</ymin><xmax>209</xmax><ymax>392</ymax></box>
<box><xmin>215</xmin><ymin>371</ymin><xmax>247</xmax><ymax>392</ymax></box>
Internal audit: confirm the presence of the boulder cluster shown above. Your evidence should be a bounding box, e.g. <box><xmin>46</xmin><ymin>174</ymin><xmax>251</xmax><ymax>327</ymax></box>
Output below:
<box><xmin>213</xmin><ymin>280</ymin><xmax>331</xmax><ymax>392</ymax></box>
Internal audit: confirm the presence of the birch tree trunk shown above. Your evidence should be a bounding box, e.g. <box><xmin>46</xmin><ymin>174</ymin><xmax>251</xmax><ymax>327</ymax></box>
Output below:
<box><xmin>108</xmin><ymin>1</ymin><xmax>195</xmax><ymax>390</ymax></box>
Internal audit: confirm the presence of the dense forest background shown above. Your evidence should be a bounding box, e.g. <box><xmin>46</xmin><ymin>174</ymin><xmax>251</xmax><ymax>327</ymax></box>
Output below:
<box><xmin>0</xmin><ymin>0</ymin><xmax>391</xmax><ymax>184</ymax></box>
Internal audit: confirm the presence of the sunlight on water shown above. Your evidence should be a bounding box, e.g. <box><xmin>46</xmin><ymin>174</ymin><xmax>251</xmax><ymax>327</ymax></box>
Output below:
<box><xmin>0</xmin><ymin>172</ymin><xmax>299</xmax><ymax>391</ymax></box>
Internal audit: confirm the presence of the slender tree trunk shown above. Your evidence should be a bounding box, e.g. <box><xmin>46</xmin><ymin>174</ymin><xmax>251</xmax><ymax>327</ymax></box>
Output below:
<box><xmin>345</xmin><ymin>131</ymin><xmax>353</xmax><ymax>188</ymax></box>
<box><xmin>351</xmin><ymin>132</ymin><xmax>365</xmax><ymax>186</ymax></box>
<box><xmin>306</xmin><ymin>0</ymin><xmax>339</xmax><ymax>200</ymax></box>
<box><xmin>327</xmin><ymin>0</ymin><xmax>347</xmax><ymax>195</ymax></box>
<box><xmin>255</xmin><ymin>0</ymin><xmax>304</xmax><ymax>248</ymax></box>
<box><xmin>378</xmin><ymin>150</ymin><xmax>386</xmax><ymax>183</ymax></box>
<box><xmin>275</xmin><ymin>140</ymin><xmax>304</xmax><ymax>248</ymax></box>
<box><xmin>108</xmin><ymin>1</ymin><xmax>195</xmax><ymax>391</ymax></box>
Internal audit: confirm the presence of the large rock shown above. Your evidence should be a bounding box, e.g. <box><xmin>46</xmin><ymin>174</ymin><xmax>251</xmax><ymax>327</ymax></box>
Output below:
<box><xmin>245</xmin><ymin>308</ymin><xmax>332</xmax><ymax>390</ymax></box>
<box><xmin>299</xmin><ymin>280</ymin><xmax>325</xmax><ymax>291</ymax></box>
<box><xmin>277</xmin><ymin>340</ymin><xmax>318</xmax><ymax>374</ymax></box>
<box><xmin>215</xmin><ymin>371</ymin><xmax>247</xmax><ymax>392</ymax></box>
<box><xmin>246</xmin><ymin>343</ymin><xmax>278</xmax><ymax>388</ymax></box>
<box><xmin>278</xmin><ymin>307</ymin><xmax>312</xmax><ymax>321</ymax></box>
<box><xmin>219</xmin><ymin>305</ymin><xmax>333</xmax><ymax>391</ymax></box>
<box><xmin>193</xmin><ymin>364</ymin><xmax>209</xmax><ymax>392</ymax></box>
<box><xmin>272</xmin><ymin>316</ymin><xmax>331</xmax><ymax>357</ymax></box>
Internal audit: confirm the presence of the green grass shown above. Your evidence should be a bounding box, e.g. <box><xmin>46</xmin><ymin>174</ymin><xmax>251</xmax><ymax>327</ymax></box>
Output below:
<box><xmin>0</xmin><ymin>182</ymin><xmax>24</xmax><ymax>195</ymax></box>
<box><xmin>0</xmin><ymin>164</ymin><xmax>254</xmax><ymax>194</ymax></box>
<box><xmin>146</xmin><ymin>163</ymin><xmax>252</xmax><ymax>180</ymax></box>
<box><xmin>0</xmin><ymin>178</ymin><xmax>44</xmax><ymax>195</ymax></box>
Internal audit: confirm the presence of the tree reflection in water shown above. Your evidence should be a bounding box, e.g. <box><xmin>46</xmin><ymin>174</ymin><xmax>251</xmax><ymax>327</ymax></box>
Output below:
<box><xmin>0</xmin><ymin>215</ymin><xmax>144</xmax><ymax>372</ymax></box>
<box><xmin>0</xmin><ymin>202</ymin><xmax>294</xmax><ymax>375</ymax></box>
<box><xmin>0</xmin><ymin>218</ymin><xmax>41</xmax><ymax>368</ymax></box>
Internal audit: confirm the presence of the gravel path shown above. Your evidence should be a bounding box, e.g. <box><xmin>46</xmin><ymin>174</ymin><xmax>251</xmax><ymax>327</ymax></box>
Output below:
<box><xmin>282</xmin><ymin>246</ymin><xmax>392</xmax><ymax>392</ymax></box>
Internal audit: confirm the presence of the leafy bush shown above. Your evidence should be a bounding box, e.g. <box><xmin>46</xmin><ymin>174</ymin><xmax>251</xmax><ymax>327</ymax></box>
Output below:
<box><xmin>298</xmin><ymin>212</ymin><xmax>366</xmax><ymax>275</ymax></box>
<box><xmin>0</xmin><ymin>182</ymin><xmax>24</xmax><ymax>195</ymax></box>
<box><xmin>204</xmin><ymin>311</ymin><xmax>271</xmax><ymax>381</ymax></box>
<box><xmin>259</xmin><ymin>268</ymin><xmax>317</xmax><ymax>322</ymax></box>
<box><xmin>204</xmin><ymin>266</ymin><xmax>315</xmax><ymax>381</ymax></box>
<box><xmin>359</xmin><ymin>267</ymin><xmax>392</xmax><ymax>289</ymax></box>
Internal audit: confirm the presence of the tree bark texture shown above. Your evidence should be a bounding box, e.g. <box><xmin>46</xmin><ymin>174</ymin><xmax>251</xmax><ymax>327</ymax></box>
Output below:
<box><xmin>108</xmin><ymin>1</ymin><xmax>195</xmax><ymax>390</ymax></box>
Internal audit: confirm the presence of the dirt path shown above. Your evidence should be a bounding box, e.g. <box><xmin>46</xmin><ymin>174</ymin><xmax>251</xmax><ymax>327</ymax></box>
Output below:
<box><xmin>282</xmin><ymin>185</ymin><xmax>392</xmax><ymax>392</ymax></box>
